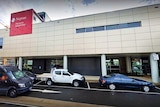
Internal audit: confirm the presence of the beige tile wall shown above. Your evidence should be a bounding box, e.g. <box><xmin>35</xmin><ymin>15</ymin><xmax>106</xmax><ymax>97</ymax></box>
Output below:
<box><xmin>0</xmin><ymin>4</ymin><xmax>160</xmax><ymax>57</ymax></box>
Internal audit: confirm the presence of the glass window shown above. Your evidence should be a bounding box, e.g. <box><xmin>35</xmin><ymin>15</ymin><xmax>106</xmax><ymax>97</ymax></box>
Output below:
<box><xmin>23</xmin><ymin>59</ymin><xmax>33</xmax><ymax>71</ymax></box>
<box><xmin>76</xmin><ymin>28</ymin><xmax>85</xmax><ymax>33</ymax></box>
<box><xmin>106</xmin><ymin>58</ymin><xmax>120</xmax><ymax>74</ymax></box>
<box><xmin>113</xmin><ymin>59</ymin><xmax>119</xmax><ymax>66</ymax></box>
<box><xmin>0</xmin><ymin>68</ymin><xmax>7</xmax><ymax>81</ymax></box>
<box><xmin>119</xmin><ymin>23</ymin><xmax>128</xmax><ymax>29</ymax></box>
<box><xmin>132</xmin><ymin>58</ymin><xmax>143</xmax><ymax>75</ymax></box>
<box><xmin>106</xmin><ymin>24</ymin><xmax>119</xmax><ymax>30</ymax></box>
<box><xmin>128</xmin><ymin>22</ymin><xmax>141</xmax><ymax>28</ymax></box>
<box><xmin>85</xmin><ymin>27</ymin><xmax>93</xmax><ymax>32</ymax></box>
<box><xmin>93</xmin><ymin>26</ymin><xmax>105</xmax><ymax>31</ymax></box>
<box><xmin>55</xmin><ymin>71</ymin><xmax>61</xmax><ymax>75</ymax></box>
<box><xmin>63</xmin><ymin>71</ymin><xmax>70</xmax><ymax>76</ymax></box>
<box><xmin>7</xmin><ymin>70</ymin><xmax>26</xmax><ymax>80</ymax></box>
<box><xmin>76</xmin><ymin>21</ymin><xmax>141</xmax><ymax>34</ymax></box>
<box><xmin>0</xmin><ymin>38</ymin><xmax>3</xmax><ymax>49</ymax></box>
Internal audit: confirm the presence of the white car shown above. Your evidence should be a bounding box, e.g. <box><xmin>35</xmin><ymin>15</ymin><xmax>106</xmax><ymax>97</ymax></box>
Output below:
<box><xmin>37</xmin><ymin>69</ymin><xmax>85</xmax><ymax>87</ymax></box>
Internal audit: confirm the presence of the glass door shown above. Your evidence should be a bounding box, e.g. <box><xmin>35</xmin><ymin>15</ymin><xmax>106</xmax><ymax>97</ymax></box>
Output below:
<box><xmin>106</xmin><ymin>58</ymin><xmax>120</xmax><ymax>74</ymax></box>
<box><xmin>131</xmin><ymin>58</ymin><xmax>143</xmax><ymax>75</ymax></box>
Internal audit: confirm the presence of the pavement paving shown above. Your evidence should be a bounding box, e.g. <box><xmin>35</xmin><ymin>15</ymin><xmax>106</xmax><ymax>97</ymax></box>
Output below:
<box><xmin>0</xmin><ymin>96</ymin><xmax>112</xmax><ymax>107</ymax></box>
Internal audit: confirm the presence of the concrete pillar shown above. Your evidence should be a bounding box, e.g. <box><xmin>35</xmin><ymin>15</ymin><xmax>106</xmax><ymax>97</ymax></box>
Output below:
<box><xmin>18</xmin><ymin>57</ymin><xmax>23</xmax><ymax>70</ymax></box>
<box><xmin>126</xmin><ymin>56</ymin><xmax>132</xmax><ymax>73</ymax></box>
<box><xmin>101</xmin><ymin>54</ymin><xmax>107</xmax><ymax>76</ymax></box>
<box><xmin>3</xmin><ymin>58</ymin><xmax>7</xmax><ymax>65</ymax></box>
<box><xmin>63</xmin><ymin>55</ymin><xmax>68</xmax><ymax>69</ymax></box>
<box><xmin>150</xmin><ymin>53</ymin><xmax>159</xmax><ymax>83</ymax></box>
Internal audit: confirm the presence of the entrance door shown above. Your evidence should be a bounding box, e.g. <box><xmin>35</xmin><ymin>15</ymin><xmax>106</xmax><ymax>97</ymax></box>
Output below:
<box><xmin>131</xmin><ymin>57</ymin><xmax>151</xmax><ymax>75</ymax></box>
<box><xmin>106</xmin><ymin>58</ymin><xmax>120</xmax><ymax>74</ymax></box>
<box><xmin>106</xmin><ymin>57</ymin><xmax>127</xmax><ymax>74</ymax></box>
<box><xmin>32</xmin><ymin>59</ymin><xmax>46</xmax><ymax>74</ymax></box>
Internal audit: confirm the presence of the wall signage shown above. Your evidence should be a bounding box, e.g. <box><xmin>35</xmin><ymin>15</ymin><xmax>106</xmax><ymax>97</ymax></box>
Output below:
<box><xmin>10</xmin><ymin>9</ymin><xmax>33</xmax><ymax>36</ymax></box>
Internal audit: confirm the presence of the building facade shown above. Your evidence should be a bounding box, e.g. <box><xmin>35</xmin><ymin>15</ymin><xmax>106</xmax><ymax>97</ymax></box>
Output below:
<box><xmin>0</xmin><ymin>4</ymin><xmax>160</xmax><ymax>83</ymax></box>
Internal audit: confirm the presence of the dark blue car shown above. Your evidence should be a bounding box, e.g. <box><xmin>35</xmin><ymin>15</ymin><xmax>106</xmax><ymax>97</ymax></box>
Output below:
<box><xmin>99</xmin><ymin>73</ymin><xmax>155</xmax><ymax>92</ymax></box>
<box><xmin>0</xmin><ymin>65</ymin><xmax>33</xmax><ymax>97</ymax></box>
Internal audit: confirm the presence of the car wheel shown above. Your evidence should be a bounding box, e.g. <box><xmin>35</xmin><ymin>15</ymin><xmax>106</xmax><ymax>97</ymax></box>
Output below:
<box><xmin>143</xmin><ymin>86</ymin><xmax>150</xmax><ymax>92</ymax></box>
<box><xmin>109</xmin><ymin>84</ymin><xmax>116</xmax><ymax>90</ymax></box>
<box><xmin>46</xmin><ymin>79</ymin><xmax>52</xmax><ymax>86</ymax></box>
<box><xmin>73</xmin><ymin>80</ymin><xmax>80</xmax><ymax>87</ymax></box>
<box><xmin>8</xmin><ymin>88</ymin><xmax>17</xmax><ymax>98</ymax></box>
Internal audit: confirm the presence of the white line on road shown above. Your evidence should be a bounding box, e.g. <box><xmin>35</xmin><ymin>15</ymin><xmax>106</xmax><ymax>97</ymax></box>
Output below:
<box><xmin>34</xmin><ymin>84</ymin><xmax>160</xmax><ymax>95</ymax></box>
<box><xmin>34</xmin><ymin>81</ymin><xmax>43</xmax><ymax>86</ymax></box>
<box><xmin>89</xmin><ymin>87</ymin><xmax>160</xmax><ymax>95</ymax></box>
<box><xmin>155</xmin><ymin>87</ymin><xmax>160</xmax><ymax>90</ymax></box>
<box><xmin>31</xmin><ymin>89</ymin><xmax>62</xmax><ymax>94</ymax></box>
<box><xmin>87</xmin><ymin>82</ymin><xmax>90</xmax><ymax>89</ymax></box>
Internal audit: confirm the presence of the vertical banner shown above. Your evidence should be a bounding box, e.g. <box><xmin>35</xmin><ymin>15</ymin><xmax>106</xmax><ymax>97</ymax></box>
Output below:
<box><xmin>10</xmin><ymin>9</ymin><xmax>33</xmax><ymax>36</ymax></box>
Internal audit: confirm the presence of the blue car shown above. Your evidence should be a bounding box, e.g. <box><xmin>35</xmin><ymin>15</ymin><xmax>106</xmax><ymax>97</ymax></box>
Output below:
<box><xmin>99</xmin><ymin>73</ymin><xmax>155</xmax><ymax>92</ymax></box>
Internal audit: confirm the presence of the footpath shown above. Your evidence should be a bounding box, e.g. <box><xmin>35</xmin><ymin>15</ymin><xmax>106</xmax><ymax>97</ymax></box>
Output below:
<box><xmin>0</xmin><ymin>96</ymin><xmax>112</xmax><ymax>107</ymax></box>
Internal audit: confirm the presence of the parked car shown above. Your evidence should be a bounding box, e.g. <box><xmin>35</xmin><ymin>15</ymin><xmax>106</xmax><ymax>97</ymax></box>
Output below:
<box><xmin>37</xmin><ymin>68</ymin><xmax>85</xmax><ymax>87</ymax></box>
<box><xmin>0</xmin><ymin>65</ymin><xmax>33</xmax><ymax>97</ymax></box>
<box><xmin>99</xmin><ymin>73</ymin><xmax>155</xmax><ymax>92</ymax></box>
<box><xmin>24</xmin><ymin>70</ymin><xmax>37</xmax><ymax>82</ymax></box>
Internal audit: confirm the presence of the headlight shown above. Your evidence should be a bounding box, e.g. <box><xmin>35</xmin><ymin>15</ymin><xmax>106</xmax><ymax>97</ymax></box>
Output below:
<box><xmin>18</xmin><ymin>83</ymin><xmax>26</xmax><ymax>87</ymax></box>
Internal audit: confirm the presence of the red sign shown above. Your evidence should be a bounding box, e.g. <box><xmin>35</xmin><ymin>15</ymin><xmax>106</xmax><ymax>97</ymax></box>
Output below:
<box><xmin>10</xmin><ymin>9</ymin><xmax>33</xmax><ymax>36</ymax></box>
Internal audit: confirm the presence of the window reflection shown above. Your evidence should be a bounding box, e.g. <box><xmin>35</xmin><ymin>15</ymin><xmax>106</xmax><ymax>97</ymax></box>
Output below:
<box><xmin>132</xmin><ymin>58</ymin><xmax>143</xmax><ymax>75</ymax></box>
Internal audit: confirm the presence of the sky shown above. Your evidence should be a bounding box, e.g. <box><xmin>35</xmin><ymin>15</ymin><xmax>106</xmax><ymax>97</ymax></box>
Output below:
<box><xmin>0</xmin><ymin>0</ymin><xmax>160</xmax><ymax>29</ymax></box>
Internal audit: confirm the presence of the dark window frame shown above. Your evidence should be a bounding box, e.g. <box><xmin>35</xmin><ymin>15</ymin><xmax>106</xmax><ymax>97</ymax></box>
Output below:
<box><xmin>93</xmin><ymin>26</ymin><xmax>105</xmax><ymax>31</ymax></box>
<box><xmin>76</xmin><ymin>21</ymin><xmax>141</xmax><ymax>33</ymax></box>
<box><xmin>0</xmin><ymin>38</ymin><xmax>3</xmax><ymax>49</ymax></box>
<box><xmin>85</xmin><ymin>27</ymin><xmax>93</xmax><ymax>32</ymax></box>
<box><xmin>76</xmin><ymin>28</ymin><xmax>85</xmax><ymax>33</ymax></box>
<box><xmin>106</xmin><ymin>24</ymin><xmax>119</xmax><ymax>30</ymax></box>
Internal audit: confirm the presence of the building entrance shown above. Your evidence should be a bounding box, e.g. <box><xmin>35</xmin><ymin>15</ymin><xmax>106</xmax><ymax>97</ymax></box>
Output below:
<box><xmin>131</xmin><ymin>57</ymin><xmax>151</xmax><ymax>76</ymax></box>
<box><xmin>106</xmin><ymin>57</ymin><xmax>126</xmax><ymax>74</ymax></box>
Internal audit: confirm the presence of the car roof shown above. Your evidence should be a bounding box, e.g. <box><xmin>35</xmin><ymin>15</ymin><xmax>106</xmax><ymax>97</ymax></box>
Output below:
<box><xmin>0</xmin><ymin>65</ymin><xmax>18</xmax><ymax>72</ymax></box>
<box><xmin>111</xmin><ymin>73</ymin><xmax>128</xmax><ymax>77</ymax></box>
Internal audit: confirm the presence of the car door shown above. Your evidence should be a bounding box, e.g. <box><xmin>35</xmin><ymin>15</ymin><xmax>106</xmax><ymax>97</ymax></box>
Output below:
<box><xmin>114</xmin><ymin>75</ymin><xmax>134</xmax><ymax>88</ymax></box>
<box><xmin>53</xmin><ymin>70</ymin><xmax>63</xmax><ymax>83</ymax></box>
<box><xmin>113</xmin><ymin>76</ymin><xmax>123</xmax><ymax>87</ymax></box>
<box><xmin>61</xmin><ymin>71</ymin><xmax>71</xmax><ymax>83</ymax></box>
<box><xmin>53</xmin><ymin>70</ymin><xmax>71</xmax><ymax>83</ymax></box>
<box><xmin>0</xmin><ymin>68</ymin><xmax>8</xmax><ymax>93</ymax></box>
<box><xmin>121</xmin><ymin>76</ymin><xmax>137</xmax><ymax>88</ymax></box>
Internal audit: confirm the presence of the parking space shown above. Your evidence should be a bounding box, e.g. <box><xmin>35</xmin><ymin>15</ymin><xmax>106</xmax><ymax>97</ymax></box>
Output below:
<box><xmin>33</xmin><ymin>80</ymin><xmax>160</xmax><ymax>94</ymax></box>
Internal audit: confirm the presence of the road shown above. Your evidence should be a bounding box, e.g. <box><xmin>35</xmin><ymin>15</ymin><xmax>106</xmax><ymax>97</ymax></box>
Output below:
<box><xmin>24</xmin><ymin>81</ymin><xmax>160</xmax><ymax>107</ymax></box>
<box><xmin>1</xmin><ymin>81</ymin><xmax>160</xmax><ymax>107</ymax></box>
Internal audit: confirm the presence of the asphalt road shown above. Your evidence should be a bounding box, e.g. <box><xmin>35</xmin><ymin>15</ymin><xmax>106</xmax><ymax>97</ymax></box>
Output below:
<box><xmin>20</xmin><ymin>81</ymin><xmax>160</xmax><ymax>107</ymax></box>
<box><xmin>1</xmin><ymin>81</ymin><xmax>160</xmax><ymax>107</ymax></box>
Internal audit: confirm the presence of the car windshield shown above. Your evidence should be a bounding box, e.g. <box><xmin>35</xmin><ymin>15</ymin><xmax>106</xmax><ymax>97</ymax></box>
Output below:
<box><xmin>6</xmin><ymin>67</ymin><xmax>26</xmax><ymax>79</ymax></box>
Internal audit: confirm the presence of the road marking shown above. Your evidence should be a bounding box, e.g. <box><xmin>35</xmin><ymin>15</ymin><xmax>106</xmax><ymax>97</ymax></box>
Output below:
<box><xmin>34</xmin><ymin>80</ymin><xmax>43</xmax><ymax>86</ymax></box>
<box><xmin>155</xmin><ymin>87</ymin><xmax>160</xmax><ymax>90</ymax></box>
<box><xmin>31</xmin><ymin>89</ymin><xmax>62</xmax><ymax>94</ymax></box>
<box><xmin>90</xmin><ymin>88</ymin><xmax>160</xmax><ymax>95</ymax></box>
<box><xmin>87</xmin><ymin>82</ymin><xmax>90</xmax><ymax>89</ymax></box>
<box><xmin>34</xmin><ymin>84</ymin><xmax>160</xmax><ymax>95</ymax></box>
